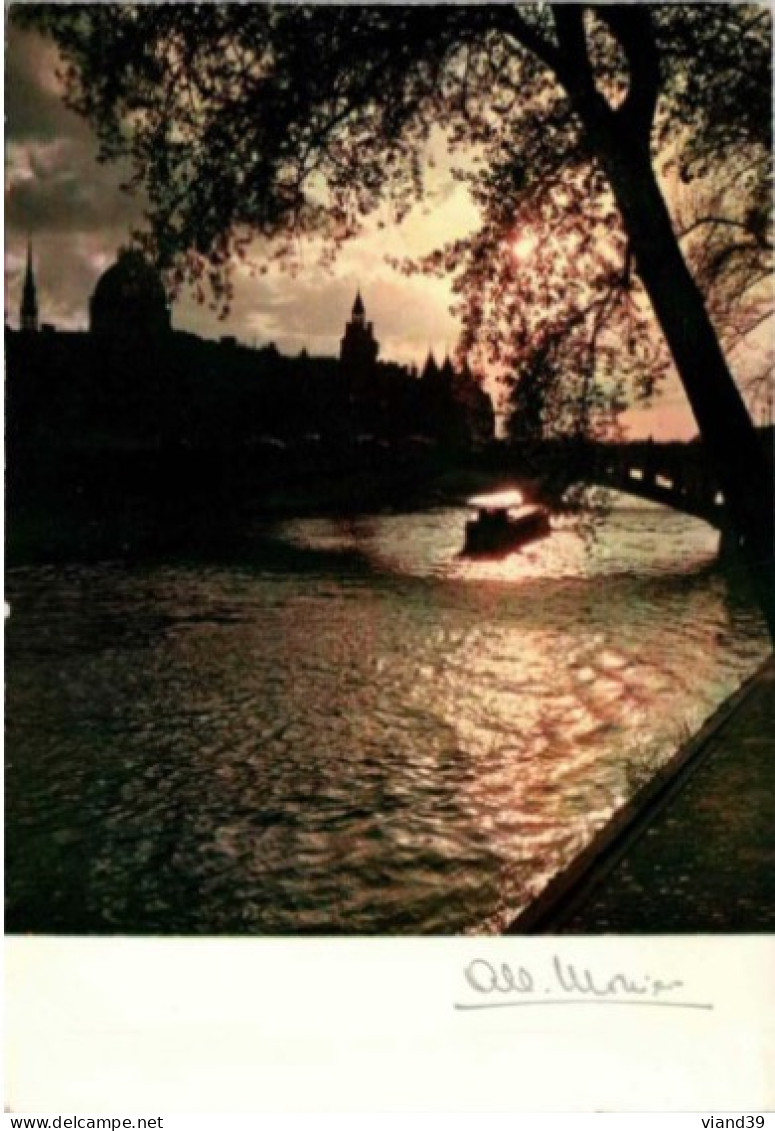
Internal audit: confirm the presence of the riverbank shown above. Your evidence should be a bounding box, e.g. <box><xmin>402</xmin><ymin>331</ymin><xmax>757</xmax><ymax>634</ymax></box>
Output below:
<box><xmin>510</xmin><ymin>654</ymin><xmax>775</xmax><ymax>933</ymax></box>
<box><xmin>5</xmin><ymin>444</ymin><xmax>524</xmax><ymax>565</ymax></box>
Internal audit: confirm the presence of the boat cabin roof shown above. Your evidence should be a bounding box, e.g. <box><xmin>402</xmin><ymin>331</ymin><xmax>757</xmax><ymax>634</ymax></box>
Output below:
<box><xmin>467</xmin><ymin>489</ymin><xmax>524</xmax><ymax>512</ymax></box>
<box><xmin>471</xmin><ymin>506</ymin><xmax>545</xmax><ymax>526</ymax></box>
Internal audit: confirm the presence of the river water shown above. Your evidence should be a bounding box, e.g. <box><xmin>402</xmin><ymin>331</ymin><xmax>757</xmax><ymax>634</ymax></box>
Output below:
<box><xmin>5</xmin><ymin>498</ymin><xmax>769</xmax><ymax>934</ymax></box>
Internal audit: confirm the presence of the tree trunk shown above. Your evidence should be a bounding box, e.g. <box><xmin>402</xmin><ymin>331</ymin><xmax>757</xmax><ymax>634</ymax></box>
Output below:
<box><xmin>598</xmin><ymin>133</ymin><xmax>775</xmax><ymax>641</ymax></box>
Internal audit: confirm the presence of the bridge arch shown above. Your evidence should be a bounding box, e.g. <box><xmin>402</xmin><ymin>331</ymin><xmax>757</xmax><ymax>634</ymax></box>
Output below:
<box><xmin>577</xmin><ymin>442</ymin><xmax>734</xmax><ymax>553</ymax></box>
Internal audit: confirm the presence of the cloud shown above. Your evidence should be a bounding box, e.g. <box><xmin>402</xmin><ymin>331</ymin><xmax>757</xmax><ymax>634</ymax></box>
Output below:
<box><xmin>6</xmin><ymin>138</ymin><xmax>143</xmax><ymax>233</ymax></box>
<box><xmin>168</xmin><ymin>261</ymin><xmax>460</xmax><ymax>370</ymax></box>
<box><xmin>5</xmin><ymin>26</ymin><xmax>144</xmax><ymax>235</ymax></box>
<box><xmin>5</xmin><ymin>25</ymin><xmax>148</xmax><ymax>325</ymax></box>
<box><xmin>4</xmin><ymin>23</ymin><xmax>466</xmax><ymax>366</ymax></box>
<box><xmin>5</xmin><ymin>27</ymin><xmax>81</xmax><ymax>144</ymax></box>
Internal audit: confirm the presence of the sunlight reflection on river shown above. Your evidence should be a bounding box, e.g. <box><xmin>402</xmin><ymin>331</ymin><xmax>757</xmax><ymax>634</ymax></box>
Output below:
<box><xmin>5</xmin><ymin>496</ymin><xmax>769</xmax><ymax>934</ymax></box>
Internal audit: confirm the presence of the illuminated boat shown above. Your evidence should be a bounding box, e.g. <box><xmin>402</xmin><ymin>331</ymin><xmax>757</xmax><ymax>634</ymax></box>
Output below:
<box><xmin>463</xmin><ymin>490</ymin><xmax>551</xmax><ymax>557</ymax></box>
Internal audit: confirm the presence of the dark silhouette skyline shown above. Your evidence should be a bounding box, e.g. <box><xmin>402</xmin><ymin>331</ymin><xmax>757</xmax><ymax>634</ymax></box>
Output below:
<box><xmin>7</xmin><ymin>247</ymin><xmax>495</xmax><ymax>474</ymax></box>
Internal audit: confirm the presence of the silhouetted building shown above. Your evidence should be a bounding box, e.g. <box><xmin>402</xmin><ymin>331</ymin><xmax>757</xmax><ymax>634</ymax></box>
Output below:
<box><xmin>20</xmin><ymin>241</ymin><xmax>39</xmax><ymax>334</ymax></box>
<box><xmin>89</xmin><ymin>249</ymin><xmax>171</xmax><ymax>342</ymax></box>
<box><xmin>8</xmin><ymin>250</ymin><xmax>494</xmax><ymax>455</ymax></box>
<box><xmin>340</xmin><ymin>291</ymin><xmax>379</xmax><ymax>376</ymax></box>
<box><xmin>418</xmin><ymin>349</ymin><xmax>494</xmax><ymax>447</ymax></box>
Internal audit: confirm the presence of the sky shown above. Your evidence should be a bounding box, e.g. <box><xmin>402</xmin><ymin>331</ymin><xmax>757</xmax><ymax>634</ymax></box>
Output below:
<box><xmin>3</xmin><ymin>20</ymin><xmax>733</xmax><ymax>441</ymax></box>
<box><xmin>4</xmin><ymin>27</ymin><xmax>471</xmax><ymax>360</ymax></box>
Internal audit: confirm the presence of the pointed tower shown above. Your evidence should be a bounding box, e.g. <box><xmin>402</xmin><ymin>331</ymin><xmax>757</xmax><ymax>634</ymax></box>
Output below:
<box><xmin>440</xmin><ymin>353</ymin><xmax>456</xmax><ymax>384</ymax></box>
<box><xmin>421</xmin><ymin>350</ymin><xmax>440</xmax><ymax>382</ymax></box>
<box><xmin>340</xmin><ymin>289</ymin><xmax>379</xmax><ymax>374</ymax></box>
<box><xmin>20</xmin><ymin>240</ymin><xmax>39</xmax><ymax>333</ymax></box>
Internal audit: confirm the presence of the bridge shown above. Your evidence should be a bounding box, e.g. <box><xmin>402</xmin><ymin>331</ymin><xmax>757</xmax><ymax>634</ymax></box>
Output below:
<box><xmin>502</xmin><ymin>430</ymin><xmax>772</xmax><ymax>556</ymax></box>
<box><xmin>584</xmin><ymin>440</ymin><xmax>726</xmax><ymax>529</ymax></box>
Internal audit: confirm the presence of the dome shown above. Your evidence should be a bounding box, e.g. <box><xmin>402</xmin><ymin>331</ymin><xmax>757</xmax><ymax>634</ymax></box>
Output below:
<box><xmin>89</xmin><ymin>249</ymin><xmax>171</xmax><ymax>340</ymax></box>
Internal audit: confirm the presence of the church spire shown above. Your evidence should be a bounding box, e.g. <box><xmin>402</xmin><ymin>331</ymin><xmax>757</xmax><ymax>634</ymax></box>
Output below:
<box><xmin>21</xmin><ymin>239</ymin><xmax>39</xmax><ymax>333</ymax></box>
<box><xmin>340</xmin><ymin>288</ymin><xmax>379</xmax><ymax>374</ymax></box>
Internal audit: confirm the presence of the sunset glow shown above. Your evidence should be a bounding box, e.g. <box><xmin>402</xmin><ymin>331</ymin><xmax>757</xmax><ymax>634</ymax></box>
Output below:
<box><xmin>509</xmin><ymin>231</ymin><xmax>538</xmax><ymax>262</ymax></box>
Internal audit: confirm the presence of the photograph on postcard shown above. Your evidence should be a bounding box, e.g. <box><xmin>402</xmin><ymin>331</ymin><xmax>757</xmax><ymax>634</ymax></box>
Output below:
<box><xmin>5</xmin><ymin>2</ymin><xmax>774</xmax><ymax>943</ymax></box>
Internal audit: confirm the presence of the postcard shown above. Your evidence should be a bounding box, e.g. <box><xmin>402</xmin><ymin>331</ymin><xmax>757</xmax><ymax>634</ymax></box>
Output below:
<box><xmin>5</xmin><ymin>2</ymin><xmax>774</xmax><ymax>1114</ymax></box>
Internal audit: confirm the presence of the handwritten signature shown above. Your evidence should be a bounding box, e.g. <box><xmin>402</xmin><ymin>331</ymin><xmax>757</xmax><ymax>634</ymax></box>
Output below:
<box><xmin>455</xmin><ymin>956</ymin><xmax>713</xmax><ymax>1010</ymax></box>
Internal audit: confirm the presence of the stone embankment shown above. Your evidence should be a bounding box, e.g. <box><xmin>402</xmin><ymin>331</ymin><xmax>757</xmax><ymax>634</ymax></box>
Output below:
<box><xmin>510</xmin><ymin>656</ymin><xmax>775</xmax><ymax>933</ymax></box>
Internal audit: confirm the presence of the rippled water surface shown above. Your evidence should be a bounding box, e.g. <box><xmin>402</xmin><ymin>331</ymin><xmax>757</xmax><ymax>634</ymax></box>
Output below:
<box><xmin>6</xmin><ymin>500</ymin><xmax>769</xmax><ymax>933</ymax></box>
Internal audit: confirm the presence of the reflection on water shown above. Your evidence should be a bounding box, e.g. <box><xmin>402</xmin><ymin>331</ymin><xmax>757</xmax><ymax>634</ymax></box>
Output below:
<box><xmin>5</xmin><ymin>499</ymin><xmax>769</xmax><ymax>934</ymax></box>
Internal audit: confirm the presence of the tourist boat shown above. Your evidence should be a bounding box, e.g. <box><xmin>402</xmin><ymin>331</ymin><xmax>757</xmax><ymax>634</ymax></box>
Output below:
<box><xmin>463</xmin><ymin>490</ymin><xmax>551</xmax><ymax>557</ymax></box>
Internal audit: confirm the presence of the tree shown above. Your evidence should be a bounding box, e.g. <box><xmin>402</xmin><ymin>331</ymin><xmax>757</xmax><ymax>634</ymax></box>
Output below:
<box><xmin>16</xmin><ymin>2</ymin><xmax>775</xmax><ymax>637</ymax></box>
<box><xmin>431</xmin><ymin>169</ymin><xmax>664</xmax><ymax>448</ymax></box>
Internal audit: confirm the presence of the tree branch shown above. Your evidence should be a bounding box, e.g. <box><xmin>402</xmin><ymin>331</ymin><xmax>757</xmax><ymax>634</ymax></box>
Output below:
<box><xmin>598</xmin><ymin>5</ymin><xmax>661</xmax><ymax>137</ymax></box>
<box><xmin>491</xmin><ymin>6</ymin><xmax>562</xmax><ymax>76</ymax></box>
<box><xmin>679</xmin><ymin>214</ymin><xmax>773</xmax><ymax>251</ymax></box>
